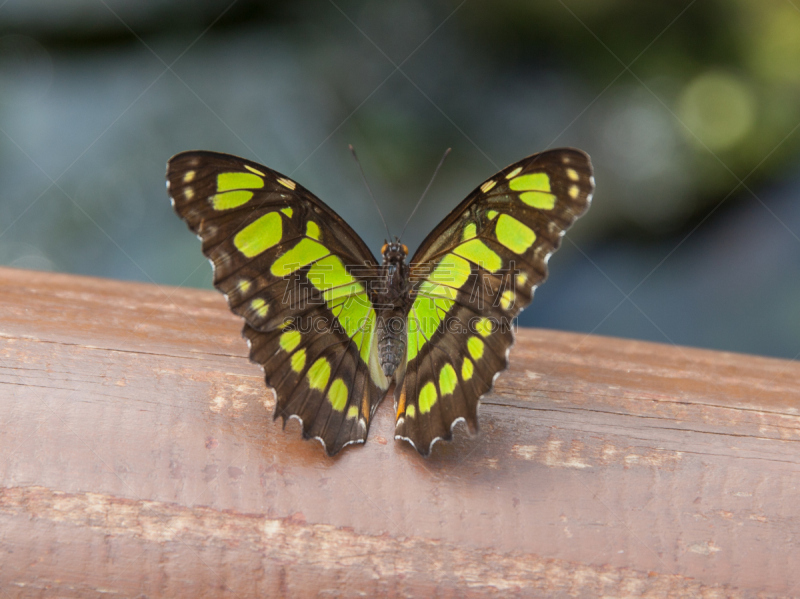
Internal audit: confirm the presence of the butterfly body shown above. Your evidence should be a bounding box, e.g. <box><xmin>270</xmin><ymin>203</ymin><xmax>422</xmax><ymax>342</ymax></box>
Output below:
<box><xmin>167</xmin><ymin>148</ymin><xmax>594</xmax><ymax>456</ymax></box>
<box><xmin>375</xmin><ymin>241</ymin><xmax>411</xmax><ymax>377</ymax></box>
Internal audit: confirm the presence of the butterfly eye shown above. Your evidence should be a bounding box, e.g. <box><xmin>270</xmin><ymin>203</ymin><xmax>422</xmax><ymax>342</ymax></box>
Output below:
<box><xmin>402</xmin><ymin>244</ymin><xmax>408</xmax><ymax>255</ymax></box>
<box><xmin>381</xmin><ymin>243</ymin><xmax>389</xmax><ymax>254</ymax></box>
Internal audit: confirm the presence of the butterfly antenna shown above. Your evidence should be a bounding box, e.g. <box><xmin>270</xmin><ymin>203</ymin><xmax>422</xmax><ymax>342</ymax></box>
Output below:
<box><xmin>399</xmin><ymin>147</ymin><xmax>452</xmax><ymax>241</ymax></box>
<box><xmin>349</xmin><ymin>144</ymin><xmax>392</xmax><ymax>240</ymax></box>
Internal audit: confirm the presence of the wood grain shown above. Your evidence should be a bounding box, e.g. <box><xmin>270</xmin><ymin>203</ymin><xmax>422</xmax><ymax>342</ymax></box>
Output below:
<box><xmin>1</xmin><ymin>265</ymin><xmax>799</xmax><ymax>597</ymax></box>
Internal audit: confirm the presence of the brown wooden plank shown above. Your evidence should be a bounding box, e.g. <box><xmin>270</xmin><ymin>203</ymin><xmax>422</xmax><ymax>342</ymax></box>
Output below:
<box><xmin>1</xmin><ymin>265</ymin><xmax>799</xmax><ymax>597</ymax></box>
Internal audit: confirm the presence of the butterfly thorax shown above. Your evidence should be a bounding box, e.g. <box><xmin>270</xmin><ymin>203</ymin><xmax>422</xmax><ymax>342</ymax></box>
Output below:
<box><xmin>375</xmin><ymin>242</ymin><xmax>411</xmax><ymax>378</ymax></box>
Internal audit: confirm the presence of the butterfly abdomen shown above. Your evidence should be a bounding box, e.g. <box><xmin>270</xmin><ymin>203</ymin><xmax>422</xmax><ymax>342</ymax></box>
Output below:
<box><xmin>375</xmin><ymin>242</ymin><xmax>412</xmax><ymax>378</ymax></box>
<box><xmin>376</xmin><ymin>310</ymin><xmax>407</xmax><ymax>377</ymax></box>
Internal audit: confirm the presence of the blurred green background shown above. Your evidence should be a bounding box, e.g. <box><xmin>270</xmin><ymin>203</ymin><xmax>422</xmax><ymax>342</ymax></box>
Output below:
<box><xmin>1</xmin><ymin>0</ymin><xmax>799</xmax><ymax>359</ymax></box>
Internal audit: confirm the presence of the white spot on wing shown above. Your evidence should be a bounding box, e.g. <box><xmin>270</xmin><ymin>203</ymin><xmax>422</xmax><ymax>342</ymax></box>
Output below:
<box><xmin>480</xmin><ymin>179</ymin><xmax>497</xmax><ymax>193</ymax></box>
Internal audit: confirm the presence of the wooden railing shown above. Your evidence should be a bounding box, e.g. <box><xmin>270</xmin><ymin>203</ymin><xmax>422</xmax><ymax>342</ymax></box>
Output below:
<box><xmin>1</xmin><ymin>265</ymin><xmax>798</xmax><ymax>597</ymax></box>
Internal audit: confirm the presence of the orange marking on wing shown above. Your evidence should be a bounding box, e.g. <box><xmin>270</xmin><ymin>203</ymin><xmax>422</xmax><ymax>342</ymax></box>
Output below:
<box><xmin>361</xmin><ymin>387</ymin><xmax>370</xmax><ymax>421</ymax></box>
<box><xmin>396</xmin><ymin>386</ymin><xmax>407</xmax><ymax>420</ymax></box>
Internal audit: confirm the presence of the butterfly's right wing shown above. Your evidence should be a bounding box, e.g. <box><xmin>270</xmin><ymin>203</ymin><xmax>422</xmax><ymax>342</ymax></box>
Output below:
<box><xmin>167</xmin><ymin>151</ymin><xmax>390</xmax><ymax>455</ymax></box>
<box><xmin>395</xmin><ymin>148</ymin><xmax>594</xmax><ymax>455</ymax></box>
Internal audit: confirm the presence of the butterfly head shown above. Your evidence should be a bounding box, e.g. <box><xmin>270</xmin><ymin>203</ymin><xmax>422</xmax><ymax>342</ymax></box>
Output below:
<box><xmin>381</xmin><ymin>238</ymin><xmax>408</xmax><ymax>265</ymax></box>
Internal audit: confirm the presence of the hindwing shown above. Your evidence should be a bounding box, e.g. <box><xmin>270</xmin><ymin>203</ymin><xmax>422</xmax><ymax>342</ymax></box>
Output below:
<box><xmin>167</xmin><ymin>151</ymin><xmax>389</xmax><ymax>455</ymax></box>
<box><xmin>395</xmin><ymin>148</ymin><xmax>594</xmax><ymax>455</ymax></box>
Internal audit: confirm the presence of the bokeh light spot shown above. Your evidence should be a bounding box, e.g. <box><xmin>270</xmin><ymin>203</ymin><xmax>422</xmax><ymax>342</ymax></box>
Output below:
<box><xmin>677</xmin><ymin>72</ymin><xmax>756</xmax><ymax>151</ymax></box>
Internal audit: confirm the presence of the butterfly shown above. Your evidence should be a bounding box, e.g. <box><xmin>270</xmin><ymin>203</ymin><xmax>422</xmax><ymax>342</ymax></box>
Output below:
<box><xmin>167</xmin><ymin>148</ymin><xmax>593</xmax><ymax>456</ymax></box>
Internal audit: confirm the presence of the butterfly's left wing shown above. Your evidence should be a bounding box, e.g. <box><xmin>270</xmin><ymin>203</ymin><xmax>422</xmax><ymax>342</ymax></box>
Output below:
<box><xmin>167</xmin><ymin>151</ymin><xmax>389</xmax><ymax>456</ymax></box>
<box><xmin>395</xmin><ymin>148</ymin><xmax>594</xmax><ymax>455</ymax></box>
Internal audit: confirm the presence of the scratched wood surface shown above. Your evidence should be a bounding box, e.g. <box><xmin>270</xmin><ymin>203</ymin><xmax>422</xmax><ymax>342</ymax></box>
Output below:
<box><xmin>1</xmin><ymin>265</ymin><xmax>799</xmax><ymax>598</ymax></box>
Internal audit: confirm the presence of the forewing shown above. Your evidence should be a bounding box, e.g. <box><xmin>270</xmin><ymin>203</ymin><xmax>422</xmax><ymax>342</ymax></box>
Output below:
<box><xmin>167</xmin><ymin>151</ymin><xmax>388</xmax><ymax>455</ymax></box>
<box><xmin>395</xmin><ymin>148</ymin><xmax>594</xmax><ymax>455</ymax></box>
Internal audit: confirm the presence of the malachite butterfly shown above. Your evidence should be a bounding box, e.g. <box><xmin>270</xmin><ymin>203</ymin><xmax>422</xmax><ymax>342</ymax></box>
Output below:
<box><xmin>167</xmin><ymin>148</ymin><xmax>593</xmax><ymax>456</ymax></box>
